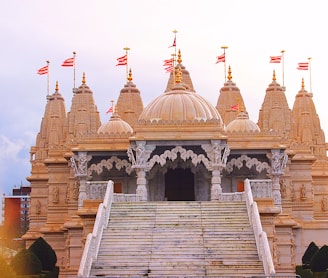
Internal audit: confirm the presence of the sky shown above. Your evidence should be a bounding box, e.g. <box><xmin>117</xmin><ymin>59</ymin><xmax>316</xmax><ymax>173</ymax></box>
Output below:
<box><xmin>1</xmin><ymin>0</ymin><xmax>328</xmax><ymax>206</ymax></box>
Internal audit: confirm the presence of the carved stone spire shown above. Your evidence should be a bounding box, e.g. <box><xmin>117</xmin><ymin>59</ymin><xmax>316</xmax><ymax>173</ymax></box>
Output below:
<box><xmin>216</xmin><ymin>65</ymin><xmax>246</xmax><ymax>126</ymax></box>
<box><xmin>116</xmin><ymin>68</ymin><xmax>144</xmax><ymax>128</ymax></box>
<box><xmin>257</xmin><ymin>71</ymin><xmax>291</xmax><ymax>137</ymax></box>
<box><xmin>290</xmin><ymin>78</ymin><xmax>326</xmax><ymax>157</ymax></box>
<box><xmin>67</xmin><ymin>73</ymin><xmax>101</xmax><ymax>139</ymax></box>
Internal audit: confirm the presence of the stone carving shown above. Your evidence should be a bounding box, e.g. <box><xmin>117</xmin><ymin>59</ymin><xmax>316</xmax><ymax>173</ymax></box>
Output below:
<box><xmin>53</xmin><ymin>186</ymin><xmax>59</xmax><ymax>203</ymax></box>
<box><xmin>88</xmin><ymin>156</ymin><xmax>133</xmax><ymax>176</ymax></box>
<box><xmin>35</xmin><ymin>200</ymin><xmax>41</xmax><ymax>214</ymax></box>
<box><xmin>321</xmin><ymin>196</ymin><xmax>328</xmax><ymax>211</ymax></box>
<box><xmin>300</xmin><ymin>184</ymin><xmax>307</xmax><ymax>201</ymax></box>
<box><xmin>270</xmin><ymin>150</ymin><xmax>288</xmax><ymax>175</ymax></box>
<box><xmin>71</xmin><ymin>151</ymin><xmax>92</xmax><ymax>177</ymax></box>
<box><xmin>225</xmin><ymin>154</ymin><xmax>270</xmax><ymax>174</ymax></box>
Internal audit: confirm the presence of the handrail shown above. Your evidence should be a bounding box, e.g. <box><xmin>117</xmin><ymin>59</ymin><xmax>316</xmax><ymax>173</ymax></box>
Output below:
<box><xmin>244</xmin><ymin>178</ymin><xmax>275</xmax><ymax>276</ymax></box>
<box><xmin>77</xmin><ymin>180</ymin><xmax>114</xmax><ymax>277</ymax></box>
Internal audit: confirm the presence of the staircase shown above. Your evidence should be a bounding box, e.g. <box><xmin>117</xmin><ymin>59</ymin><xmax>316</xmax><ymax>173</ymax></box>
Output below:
<box><xmin>89</xmin><ymin>201</ymin><xmax>265</xmax><ymax>277</ymax></box>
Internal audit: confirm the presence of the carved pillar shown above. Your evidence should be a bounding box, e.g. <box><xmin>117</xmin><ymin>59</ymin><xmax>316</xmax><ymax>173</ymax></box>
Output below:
<box><xmin>127</xmin><ymin>141</ymin><xmax>155</xmax><ymax>201</ymax></box>
<box><xmin>70</xmin><ymin>151</ymin><xmax>92</xmax><ymax>208</ymax></box>
<box><xmin>204</xmin><ymin>141</ymin><xmax>230</xmax><ymax>201</ymax></box>
<box><xmin>269</xmin><ymin>149</ymin><xmax>288</xmax><ymax>207</ymax></box>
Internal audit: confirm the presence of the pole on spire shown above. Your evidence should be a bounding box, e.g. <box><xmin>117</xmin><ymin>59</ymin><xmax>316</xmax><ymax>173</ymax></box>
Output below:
<box><xmin>281</xmin><ymin>50</ymin><xmax>285</xmax><ymax>89</ymax></box>
<box><xmin>221</xmin><ymin>46</ymin><xmax>228</xmax><ymax>82</ymax></box>
<box><xmin>46</xmin><ymin>60</ymin><xmax>50</xmax><ymax>96</ymax></box>
<box><xmin>308</xmin><ymin>57</ymin><xmax>312</xmax><ymax>93</ymax></box>
<box><xmin>73</xmin><ymin>51</ymin><xmax>76</xmax><ymax>89</ymax></box>
<box><xmin>124</xmin><ymin>47</ymin><xmax>130</xmax><ymax>80</ymax></box>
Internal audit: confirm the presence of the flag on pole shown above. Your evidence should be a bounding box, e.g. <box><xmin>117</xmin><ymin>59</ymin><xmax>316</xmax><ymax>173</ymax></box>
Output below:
<box><xmin>216</xmin><ymin>53</ymin><xmax>225</xmax><ymax>63</ymax></box>
<box><xmin>169</xmin><ymin>37</ymin><xmax>176</xmax><ymax>48</ymax></box>
<box><xmin>163</xmin><ymin>58</ymin><xmax>174</xmax><ymax>73</ymax></box>
<box><xmin>297</xmin><ymin>62</ymin><xmax>309</xmax><ymax>70</ymax></box>
<box><xmin>62</xmin><ymin>57</ymin><xmax>75</xmax><ymax>67</ymax></box>
<box><xmin>106</xmin><ymin>106</ymin><xmax>113</xmax><ymax>114</ymax></box>
<box><xmin>116</xmin><ymin>55</ymin><xmax>127</xmax><ymax>66</ymax></box>
<box><xmin>37</xmin><ymin>65</ymin><xmax>48</xmax><ymax>75</ymax></box>
<box><xmin>230</xmin><ymin>104</ymin><xmax>239</xmax><ymax>111</ymax></box>
<box><xmin>270</xmin><ymin>56</ymin><xmax>282</xmax><ymax>63</ymax></box>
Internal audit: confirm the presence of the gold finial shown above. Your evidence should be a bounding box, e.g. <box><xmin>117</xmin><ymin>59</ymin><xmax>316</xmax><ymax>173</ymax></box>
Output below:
<box><xmin>114</xmin><ymin>105</ymin><xmax>118</xmax><ymax>114</ymax></box>
<box><xmin>55</xmin><ymin>81</ymin><xmax>59</xmax><ymax>92</ymax></box>
<box><xmin>175</xmin><ymin>65</ymin><xmax>182</xmax><ymax>84</ymax></box>
<box><xmin>273</xmin><ymin>70</ymin><xmax>276</xmax><ymax>81</ymax></box>
<box><xmin>127</xmin><ymin>68</ymin><xmax>133</xmax><ymax>81</ymax></box>
<box><xmin>240</xmin><ymin>101</ymin><xmax>245</xmax><ymax>113</ymax></box>
<box><xmin>82</xmin><ymin>72</ymin><xmax>86</xmax><ymax>84</ymax></box>
<box><xmin>173</xmin><ymin>29</ymin><xmax>178</xmax><ymax>34</ymax></box>
<box><xmin>301</xmin><ymin>77</ymin><xmax>305</xmax><ymax>89</ymax></box>
<box><xmin>227</xmin><ymin>65</ymin><xmax>232</xmax><ymax>81</ymax></box>
<box><xmin>177</xmin><ymin>49</ymin><xmax>182</xmax><ymax>64</ymax></box>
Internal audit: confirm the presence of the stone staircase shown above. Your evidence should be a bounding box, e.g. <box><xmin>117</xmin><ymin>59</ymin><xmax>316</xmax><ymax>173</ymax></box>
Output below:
<box><xmin>89</xmin><ymin>201</ymin><xmax>265</xmax><ymax>277</ymax></box>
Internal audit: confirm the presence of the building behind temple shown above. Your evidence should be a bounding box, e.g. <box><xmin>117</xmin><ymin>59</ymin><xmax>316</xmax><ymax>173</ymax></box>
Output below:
<box><xmin>22</xmin><ymin>50</ymin><xmax>328</xmax><ymax>277</ymax></box>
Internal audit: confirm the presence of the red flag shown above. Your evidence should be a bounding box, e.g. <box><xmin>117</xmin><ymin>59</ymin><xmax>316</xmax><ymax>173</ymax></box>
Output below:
<box><xmin>37</xmin><ymin>65</ymin><xmax>48</xmax><ymax>75</ymax></box>
<box><xmin>106</xmin><ymin>106</ymin><xmax>113</xmax><ymax>114</ymax></box>
<box><xmin>116</xmin><ymin>55</ymin><xmax>127</xmax><ymax>66</ymax></box>
<box><xmin>216</xmin><ymin>53</ymin><xmax>225</xmax><ymax>63</ymax></box>
<box><xmin>297</xmin><ymin>62</ymin><xmax>309</xmax><ymax>70</ymax></box>
<box><xmin>230</xmin><ymin>104</ymin><xmax>239</xmax><ymax>111</ymax></box>
<box><xmin>270</xmin><ymin>56</ymin><xmax>281</xmax><ymax>63</ymax></box>
<box><xmin>169</xmin><ymin>37</ymin><xmax>176</xmax><ymax>48</ymax></box>
<box><xmin>62</xmin><ymin>57</ymin><xmax>75</xmax><ymax>67</ymax></box>
<box><xmin>164</xmin><ymin>66</ymin><xmax>173</xmax><ymax>73</ymax></box>
<box><xmin>163</xmin><ymin>58</ymin><xmax>173</xmax><ymax>66</ymax></box>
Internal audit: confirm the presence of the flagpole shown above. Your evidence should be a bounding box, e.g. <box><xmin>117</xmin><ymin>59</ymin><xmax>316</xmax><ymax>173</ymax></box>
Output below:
<box><xmin>308</xmin><ymin>57</ymin><xmax>312</xmax><ymax>93</ymax></box>
<box><xmin>73</xmin><ymin>51</ymin><xmax>76</xmax><ymax>89</ymax></box>
<box><xmin>46</xmin><ymin>60</ymin><xmax>50</xmax><ymax>96</ymax></box>
<box><xmin>281</xmin><ymin>50</ymin><xmax>285</xmax><ymax>89</ymax></box>
<box><xmin>124</xmin><ymin>46</ymin><xmax>130</xmax><ymax>80</ymax></box>
<box><xmin>221</xmin><ymin>46</ymin><xmax>228</xmax><ymax>82</ymax></box>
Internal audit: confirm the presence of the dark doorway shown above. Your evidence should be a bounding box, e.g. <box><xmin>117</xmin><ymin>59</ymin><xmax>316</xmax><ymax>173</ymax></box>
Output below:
<box><xmin>164</xmin><ymin>168</ymin><xmax>195</xmax><ymax>201</ymax></box>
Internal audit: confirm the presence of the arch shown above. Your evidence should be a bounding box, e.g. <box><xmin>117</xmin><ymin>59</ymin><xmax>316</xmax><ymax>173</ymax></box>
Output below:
<box><xmin>225</xmin><ymin>154</ymin><xmax>270</xmax><ymax>174</ymax></box>
<box><xmin>88</xmin><ymin>156</ymin><xmax>133</xmax><ymax>176</ymax></box>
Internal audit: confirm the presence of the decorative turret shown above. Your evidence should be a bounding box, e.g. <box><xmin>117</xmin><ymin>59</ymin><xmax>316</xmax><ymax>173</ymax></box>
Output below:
<box><xmin>216</xmin><ymin>66</ymin><xmax>246</xmax><ymax>126</ymax></box>
<box><xmin>290</xmin><ymin>78</ymin><xmax>326</xmax><ymax>157</ymax></box>
<box><xmin>66</xmin><ymin>73</ymin><xmax>101</xmax><ymax>140</ymax></box>
<box><xmin>116</xmin><ymin>68</ymin><xmax>144</xmax><ymax>128</ymax></box>
<box><xmin>257</xmin><ymin>71</ymin><xmax>291</xmax><ymax>137</ymax></box>
<box><xmin>165</xmin><ymin>49</ymin><xmax>195</xmax><ymax>93</ymax></box>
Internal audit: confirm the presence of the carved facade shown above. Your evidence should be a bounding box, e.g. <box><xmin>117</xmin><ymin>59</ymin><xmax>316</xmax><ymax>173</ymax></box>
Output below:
<box><xmin>23</xmin><ymin>55</ymin><xmax>328</xmax><ymax>277</ymax></box>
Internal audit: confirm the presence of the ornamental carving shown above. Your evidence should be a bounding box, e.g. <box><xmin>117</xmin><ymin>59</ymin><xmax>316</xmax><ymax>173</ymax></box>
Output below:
<box><xmin>70</xmin><ymin>151</ymin><xmax>92</xmax><ymax>177</ymax></box>
<box><xmin>146</xmin><ymin>146</ymin><xmax>211</xmax><ymax>171</ymax></box>
<box><xmin>88</xmin><ymin>156</ymin><xmax>133</xmax><ymax>176</ymax></box>
<box><xmin>225</xmin><ymin>154</ymin><xmax>270</xmax><ymax>174</ymax></box>
<box><xmin>269</xmin><ymin>150</ymin><xmax>288</xmax><ymax>175</ymax></box>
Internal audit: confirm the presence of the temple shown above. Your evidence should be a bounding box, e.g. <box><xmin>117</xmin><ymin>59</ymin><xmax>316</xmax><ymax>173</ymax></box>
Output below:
<box><xmin>23</xmin><ymin>50</ymin><xmax>328</xmax><ymax>277</ymax></box>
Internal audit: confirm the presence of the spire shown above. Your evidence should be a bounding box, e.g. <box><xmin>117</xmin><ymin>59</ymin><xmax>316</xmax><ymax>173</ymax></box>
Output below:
<box><xmin>127</xmin><ymin>68</ymin><xmax>133</xmax><ymax>82</ymax></box>
<box><xmin>82</xmin><ymin>72</ymin><xmax>86</xmax><ymax>84</ymax></box>
<box><xmin>227</xmin><ymin>65</ymin><xmax>232</xmax><ymax>81</ymax></box>
<box><xmin>301</xmin><ymin>77</ymin><xmax>305</xmax><ymax>90</ymax></box>
<box><xmin>177</xmin><ymin>49</ymin><xmax>182</xmax><ymax>64</ymax></box>
<box><xmin>273</xmin><ymin>70</ymin><xmax>276</xmax><ymax>81</ymax></box>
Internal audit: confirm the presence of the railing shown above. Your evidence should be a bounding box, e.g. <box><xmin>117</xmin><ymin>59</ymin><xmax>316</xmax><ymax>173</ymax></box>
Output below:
<box><xmin>244</xmin><ymin>178</ymin><xmax>275</xmax><ymax>276</ymax></box>
<box><xmin>77</xmin><ymin>180</ymin><xmax>114</xmax><ymax>278</ymax></box>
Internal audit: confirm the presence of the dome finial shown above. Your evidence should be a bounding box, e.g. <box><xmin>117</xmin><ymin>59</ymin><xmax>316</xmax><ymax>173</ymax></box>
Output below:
<box><xmin>273</xmin><ymin>70</ymin><xmax>276</xmax><ymax>81</ymax></box>
<box><xmin>55</xmin><ymin>81</ymin><xmax>59</xmax><ymax>92</ymax></box>
<box><xmin>127</xmin><ymin>68</ymin><xmax>133</xmax><ymax>81</ymax></box>
<box><xmin>177</xmin><ymin>49</ymin><xmax>182</xmax><ymax>64</ymax></box>
<box><xmin>301</xmin><ymin>77</ymin><xmax>305</xmax><ymax>89</ymax></box>
<box><xmin>227</xmin><ymin>65</ymin><xmax>232</xmax><ymax>81</ymax></box>
<box><xmin>82</xmin><ymin>72</ymin><xmax>86</xmax><ymax>84</ymax></box>
<box><xmin>175</xmin><ymin>65</ymin><xmax>182</xmax><ymax>84</ymax></box>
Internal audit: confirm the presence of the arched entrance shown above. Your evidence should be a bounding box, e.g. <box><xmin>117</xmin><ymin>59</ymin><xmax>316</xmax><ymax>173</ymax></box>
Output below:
<box><xmin>164</xmin><ymin>168</ymin><xmax>195</xmax><ymax>201</ymax></box>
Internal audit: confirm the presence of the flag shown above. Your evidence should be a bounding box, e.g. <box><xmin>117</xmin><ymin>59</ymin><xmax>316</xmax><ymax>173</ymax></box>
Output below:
<box><xmin>106</xmin><ymin>106</ymin><xmax>113</xmax><ymax>114</ymax></box>
<box><xmin>169</xmin><ymin>37</ymin><xmax>176</xmax><ymax>48</ymax></box>
<box><xmin>297</xmin><ymin>62</ymin><xmax>309</xmax><ymax>70</ymax></box>
<box><xmin>230</xmin><ymin>104</ymin><xmax>239</xmax><ymax>111</ymax></box>
<box><xmin>62</xmin><ymin>57</ymin><xmax>75</xmax><ymax>67</ymax></box>
<box><xmin>37</xmin><ymin>65</ymin><xmax>48</xmax><ymax>75</ymax></box>
<box><xmin>164</xmin><ymin>66</ymin><xmax>173</xmax><ymax>73</ymax></box>
<box><xmin>116</xmin><ymin>55</ymin><xmax>127</xmax><ymax>66</ymax></box>
<box><xmin>270</xmin><ymin>56</ymin><xmax>281</xmax><ymax>63</ymax></box>
<box><xmin>163</xmin><ymin>58</ymin><xmax>173</xmax><ymax>66</ymax></box>
<box><xmin>216</xmin><ymin>53</ymin><xmax>225</xmax><ymax>63</ymax></box>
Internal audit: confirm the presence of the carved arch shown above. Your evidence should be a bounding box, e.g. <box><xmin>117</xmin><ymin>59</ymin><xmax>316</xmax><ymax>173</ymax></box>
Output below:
<box><xmin>88</xmin><ymin>156</ymin><xmax>133</xmax><ymax>176</ymax></box>
<box><xmin>225</xmin><ymin>154</ymin><xmax>270</xmax><ymax>174</ymax></box>
<box><xmin>146</xmin><ymin>146</ymin><xmax>211</xmax><ymax>171</ymax></box>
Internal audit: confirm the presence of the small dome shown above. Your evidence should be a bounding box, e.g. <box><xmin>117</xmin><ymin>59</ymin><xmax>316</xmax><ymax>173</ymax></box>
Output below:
<box><xmin>226</xmin><ymin>111</ymin><xmax>260</xmax><ymax>133</ymax></box>
<box><xmin>138</xmin><ymin>84</ymin><xmax>223</xmax><ymax>125</ymax></box>
<box><xmin>98</xmin><ymin>111</ymin><xmax>133</xmax><ymax>137</ymax></box>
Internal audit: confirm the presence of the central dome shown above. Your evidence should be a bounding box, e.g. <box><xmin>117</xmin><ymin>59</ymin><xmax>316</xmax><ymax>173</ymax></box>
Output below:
<box><xmin>138</xmin><ymin>84</ymin><xmax>223</xmax><ymax>124</ymax></box>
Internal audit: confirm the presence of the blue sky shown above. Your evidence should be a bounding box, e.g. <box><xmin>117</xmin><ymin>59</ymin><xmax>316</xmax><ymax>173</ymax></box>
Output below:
<box><xmin>1</xmin><ymin>0</ymin><xmax>328</xmax><ymax>204</ymax></box>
